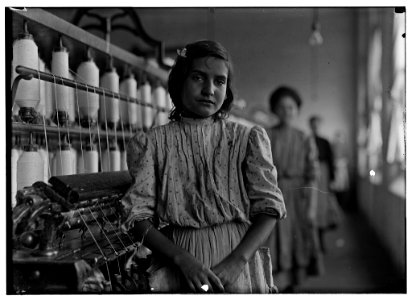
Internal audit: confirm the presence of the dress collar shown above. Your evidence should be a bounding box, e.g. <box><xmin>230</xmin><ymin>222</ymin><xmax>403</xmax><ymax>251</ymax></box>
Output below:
<box><xmin>180</xmin><ymin>116</ymin><xmax>215</xmax><ymax>125</ymax></box>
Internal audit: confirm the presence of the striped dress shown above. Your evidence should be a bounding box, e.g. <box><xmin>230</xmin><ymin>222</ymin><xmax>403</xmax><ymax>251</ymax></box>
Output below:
<box><xmin>121</xmin><ymin>117</ymin><xmax>286</xmax><ymax>293</ymax></box>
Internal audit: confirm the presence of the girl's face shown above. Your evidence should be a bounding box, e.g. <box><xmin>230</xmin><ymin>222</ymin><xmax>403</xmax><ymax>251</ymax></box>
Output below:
<box><xmin>181</xmin><ymin>56</ymin><xmax>228</xmax><ymax>118</ymax></box>
<box><xmin>274</xmin><ymin>96</ymin><xmax>299</xmax><ymax>125</ymax></box>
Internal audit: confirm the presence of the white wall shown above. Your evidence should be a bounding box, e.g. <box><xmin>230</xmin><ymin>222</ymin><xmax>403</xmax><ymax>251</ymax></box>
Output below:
<box><xmin>137</xmin><ymin>8</ymin><xmax>357</xmax><ymax>144</ymax></box>
<box><xmin>46</xmin><ymin>7</ymin><xmax>357</xmax><ymax>143</ymax></box>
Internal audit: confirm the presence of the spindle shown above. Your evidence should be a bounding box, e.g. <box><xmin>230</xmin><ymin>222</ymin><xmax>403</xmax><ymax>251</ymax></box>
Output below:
<box><xmin>51</xmin><ymin>36</ymin><xmax>70</xmax><ymax>126</ymax></box>
<box><xmin>77</xmin><ymin>48</ymin><xmax>100</xmax><ymax>127</ymax></box>
<box><xmin>12</xmin><ymin>21</ymin><xmax>40</xmax><ymax>123</ymax></box>
<box><xmin>17</xmin><ymin>133</ymin><xmax>44</xmax><ymax>190</ymax></box>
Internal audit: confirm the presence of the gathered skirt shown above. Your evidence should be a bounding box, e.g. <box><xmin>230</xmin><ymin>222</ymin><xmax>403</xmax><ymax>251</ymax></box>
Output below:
<box><xmin>147</xmin><ymin>222</ymin><xmax>276</xmax><ymax>293</ymax></box>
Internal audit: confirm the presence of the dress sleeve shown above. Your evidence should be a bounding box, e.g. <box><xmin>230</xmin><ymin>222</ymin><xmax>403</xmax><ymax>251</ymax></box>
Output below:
<box><xmin>243</xmin><ymin>125</ymin><xmax>286</xmax><ymax>219</ymax></box>
<box><xmin>121</xmin><ymin>131</ymin><xmax>157</xmax><ymax>231</ymax></box>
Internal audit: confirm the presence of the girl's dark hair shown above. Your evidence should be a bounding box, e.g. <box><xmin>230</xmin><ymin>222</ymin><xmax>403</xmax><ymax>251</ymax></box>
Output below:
<box><xmin>269</xmin><ymin>86</ymin><xmax>303</xmax><ymax>114</ymax></box>
<box><xmin>168</xmin><ymin>40</ymin><xmax>235</xmax><ymax>121</ymax></box>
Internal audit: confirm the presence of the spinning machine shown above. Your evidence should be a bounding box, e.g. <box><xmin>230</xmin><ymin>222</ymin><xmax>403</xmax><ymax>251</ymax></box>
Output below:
<box><xmin>9</xmin><ymin>8</ymin><xmax>171</xmax><ymax>293</ymax></box>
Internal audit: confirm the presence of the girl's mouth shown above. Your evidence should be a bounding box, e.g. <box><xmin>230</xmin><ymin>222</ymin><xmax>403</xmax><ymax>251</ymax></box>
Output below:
<box><xmin>198</xmin><ymin>99</ymin><xmax>215</xmax><ymax>105</ymax></box>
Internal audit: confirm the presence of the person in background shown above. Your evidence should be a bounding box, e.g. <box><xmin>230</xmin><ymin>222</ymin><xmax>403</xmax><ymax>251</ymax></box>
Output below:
<box><xmin>121</xmin><ymin>40</ymin><xmax>286</xmax><ymax>293</ymax></box>
<box><xmin>309</xmin><ymin>115</ymin><xmax>342</xmax><ymax>253</ymax></box>
<box><xmin>330</xmin><ymin>131</ymin><xmax>351</xmax><ymax>210</ymax></box>
<box><xmin>265</xmin><ymin>86</ymin><xmax>323</xmax><ymax>292</ymax></box>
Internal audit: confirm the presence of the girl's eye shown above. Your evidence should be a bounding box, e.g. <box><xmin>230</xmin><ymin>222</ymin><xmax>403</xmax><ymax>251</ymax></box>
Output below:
<box><xmin>216</xmin><ymin>79</ymin><xmax>226</xmax><ymax>86</ymax></box>
<box><xmin>191</xmin><ymin>74</ymin><xmax>203</xmax><ymax>81</ymax></box>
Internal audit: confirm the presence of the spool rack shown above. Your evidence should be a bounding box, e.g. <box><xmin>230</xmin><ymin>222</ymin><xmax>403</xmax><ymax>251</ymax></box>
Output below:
<box><xmin>9</xmin><ymin>7</ymin><xmax>169</xmax><ymax>142</ymax></box>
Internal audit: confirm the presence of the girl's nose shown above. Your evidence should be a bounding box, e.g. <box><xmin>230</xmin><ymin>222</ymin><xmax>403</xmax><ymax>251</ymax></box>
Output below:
<box><xmin>202</xmin><ymin>80</ymin><xmax>214</xmax><ymax>96</ymax></box>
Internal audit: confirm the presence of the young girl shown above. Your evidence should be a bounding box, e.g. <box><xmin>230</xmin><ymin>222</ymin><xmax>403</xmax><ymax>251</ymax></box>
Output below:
<box><xmin>121</xmin><ymin>40</ymin><xmax>286</xmax><ymax>293</ymax></box>
<box><xmin>265</xmin><ymin>86</ymin><xmax>323</xmax><ymax>291</ymax></box>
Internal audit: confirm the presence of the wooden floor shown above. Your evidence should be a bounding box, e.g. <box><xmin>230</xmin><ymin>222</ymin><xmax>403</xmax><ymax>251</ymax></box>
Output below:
<box><xmin>292</xmin><ymin>211</ymin><xmax>406</xmax><ymax>294</ymax></box>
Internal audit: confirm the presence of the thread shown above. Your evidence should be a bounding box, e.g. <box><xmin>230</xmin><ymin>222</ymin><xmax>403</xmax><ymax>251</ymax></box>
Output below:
<box><xmin>77</xmin><ymin>56</ymin><xmax>100</xmax><ymax>123</ymax></box>
<box><xmin>12</xmin><ymin>29</ymin><xmax>40</xmax><ymax>110</ymax></box>
<box><xmin>135</xmin><ymin>85</ymin><xmax>143</xmax><ymax>129</ymax></box>
<box><xmin>49</xmin><ymin>151</ymin><xmax>56</xmax><ymax>176</ymax></box>
<box><xmin>16</xmin><ymin>136</ymin><xmax>24</xmax><ymax>157</ymax></box>
<box><xmin>36</xmin><ymin>58</ymin><xmax>46</xmax><ymax>116</ymax></box>
<box><xmin>152</xmin><ymin>83</ymin><xmax>168</xmax><ymax>126</ymax></box>
<box><xmin>17</xmin><ymin>137</ymin><xmax>44</xmax><ymax>191</ymax></box>
<box><xmin>76</xmin><ymin>148</ymin><xmax>84</xmax><ymax>174</ymax></box>
<box><xmin>120</xmin><ymin>74</ymin><xmax>137</xmax><ymax>126</ymax></box>
<box><xmin>71</xmin><ymin>145</ymin><xmax>78</xmax><ymax>174</ymax></box>
<box><xmin>100</xmin><ymin>67</ymin><xmax>120</xmax><ymax>126</ymax></box>
<box><xmin>51</xmin><ymin>45</ymin><xmax>70</xmax><ymax>113</ymax></box>
<box><xmin>121</xmin><ymin>150</ymin><xmax>128</xmax><ymax>171</ymax></box>
<box><xmin>141</xmin><ymin>80</ymin><xmax>152</xmax><ymax>129</ymax></box>
<box><xmin>38</xmin><ymin>139</ymin><xmax>51</xmax><ymax>182</ymax></box>
<box><xmin>11</xmin><ymin>60</ymin><xmax>20</xmax><ymax>116</ymax></box>
<box><xmin>11</xmin><ymin>140</ymin><xmax>20</xmax><ymax>207</ymax></box>
<box><xmin>67</xmin><ymin>73</ymin><xmax>76</xmax><ymax>122</ymax></box>
<box><xmin>101</xmin><ymin>142</ymin><xmax>121</xmax><ymax>172</ymax></box>
<box><xmin>44</xmin><ymin>66</ymin><xmax>54</xmax><ymax>119</ymax></box>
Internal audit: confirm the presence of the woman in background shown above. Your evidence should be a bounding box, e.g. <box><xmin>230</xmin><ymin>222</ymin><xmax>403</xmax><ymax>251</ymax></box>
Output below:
<box><xmin>265</xmin><ymin>86</ymin><xmax>323</xmax><ymax>291</ymax></box>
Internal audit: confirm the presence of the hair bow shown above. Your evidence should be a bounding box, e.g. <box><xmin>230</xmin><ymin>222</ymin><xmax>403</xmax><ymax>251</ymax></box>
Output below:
<box><xmin>176</xmin><ymin>48</ymin><xmax>187</xmax><ymax>58</ymax></box>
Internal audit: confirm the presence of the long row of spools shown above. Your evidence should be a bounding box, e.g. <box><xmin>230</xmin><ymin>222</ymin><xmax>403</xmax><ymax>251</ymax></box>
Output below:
<box><xmin>11</xmin><ymin>22</ymin><xmax>172</xmax><ymax>207</ymax></box>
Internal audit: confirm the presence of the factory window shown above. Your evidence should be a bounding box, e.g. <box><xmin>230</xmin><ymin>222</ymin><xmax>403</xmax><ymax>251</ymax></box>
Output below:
<box><xmin>386</xmin><ymin>11</ymin><xmax>405</xmax><ymax>197</ymax></box>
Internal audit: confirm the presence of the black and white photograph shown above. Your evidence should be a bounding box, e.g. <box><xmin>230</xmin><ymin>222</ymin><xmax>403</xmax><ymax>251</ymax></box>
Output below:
<box><xmin>3</xmin><ymin>1</ymin><xmax>408</xmax><ymax>295</ymax></box>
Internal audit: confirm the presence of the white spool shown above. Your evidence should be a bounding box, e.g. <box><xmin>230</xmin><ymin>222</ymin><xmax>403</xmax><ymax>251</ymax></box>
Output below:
<box><xmin>141</xmin><ymin>81</ymin><xmax>152</xmax><ymax>129</ymax></box>
<box><xmin>100</xmin><ymin>68</ymin><xmax>120</xmax><ymax>124</ymax></box>
<box><xmin>53</xmin><ymin>143</ymin><xmax>75</xmax><ymax>176</ymax></box>
<box><xmin>110</xmin><ymin>147</ymin><xmax>121</xmax><ymax>171</ymax></box>
<box><xmin>71</xmin><ymin>145</ymin><xmax>77</xmax><ymax>174</ymax></box>
<box><xmin>84</xmin><ymin>146</ymin><xmax>99</xmax><ymax>173</ymax></box>
<box><xmin>120</xmin><ymin>75</ymin><xmax>137</xmax><ymax>125</ymax></box>
<box><xmin>49</xmin><ymin>151</ymin><xmax>56</xmax><ymax>176</ymax></box>
<box><xmin>153</xmin><ymin>84</ymin><xmax>168</xmax><ymax>126</ymax></box>
<box><xmin>17</xmin><ymin>144</ymin><xmax>44</xmax><ymax>190</ymax></box>
<box><xmin>134</xmin><ymin>86</ymin><xmax>143</xmax><ymax>128</ymax></box>
<box><xmin>12</xmin><ymin>35</ymin><xmax>40</xmax><ymax>109</ymax></box>
<box><xmin>77</xmin><ymin>58</ymin><xmax>100</xmax><ymax>121</ymax></box>
<box><xmin>36</xmin><ymin>58</ymin><xmax>46</xmax><ymax>116</ymax></box>
<box><xmin>51</xmin><ymin>47</ymin><xmax>70</xmax><ymax>112</ymax></box>
<box><xmin>11</xmin><ymin>145</ymin><xmax>20</xmax><ymax>207</ymax></box>
<box><xmin>78</xmin><ymin>144</ymin><xmax>99</xmax><ymax>174</ymax></box>
<box><xmin>77</xmin><ymin>149</ymin><xmax>84</xmax><ymax>174</ymax></box>
<box><xmin>38</xmin><ymin>144</ymin><xmax>50</xmax><ymax>182</ymax></box>
<box><xmin>101</xmin><ymin>143</ymin><xmax>121</xmax><ymax>172</ymax></box>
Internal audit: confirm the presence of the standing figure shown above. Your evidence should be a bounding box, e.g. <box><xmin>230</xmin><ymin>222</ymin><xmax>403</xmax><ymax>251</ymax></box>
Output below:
<box><xmin>121</xmin><ymin>40</ymin><xmax>286</xmax><ymax>293</ymax></box>
<box><xmin>309</xmin><ymin>115</ymin><xmax>342</xmax><ymax>253</ymax></box>
<box><xmin>330</xmin><ymin>131</ymin><xmax>351</xmax><ymax>210</ymax></box>
<box><xmin>265</xmin><ymin>86</ymin><xmax>323</xmax><ymax>291</ymax></box>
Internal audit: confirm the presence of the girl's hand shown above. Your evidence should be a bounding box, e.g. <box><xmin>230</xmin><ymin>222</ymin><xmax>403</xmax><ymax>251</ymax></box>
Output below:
<box><xmin>211</xmin><ymin>254</ymin><xmax>247</xmax><ymax>288</ymax></box>
<box><xmin>174</xmin><ymin>252</ymin><xmax>225</xmax><ymax>293</ymax></box>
